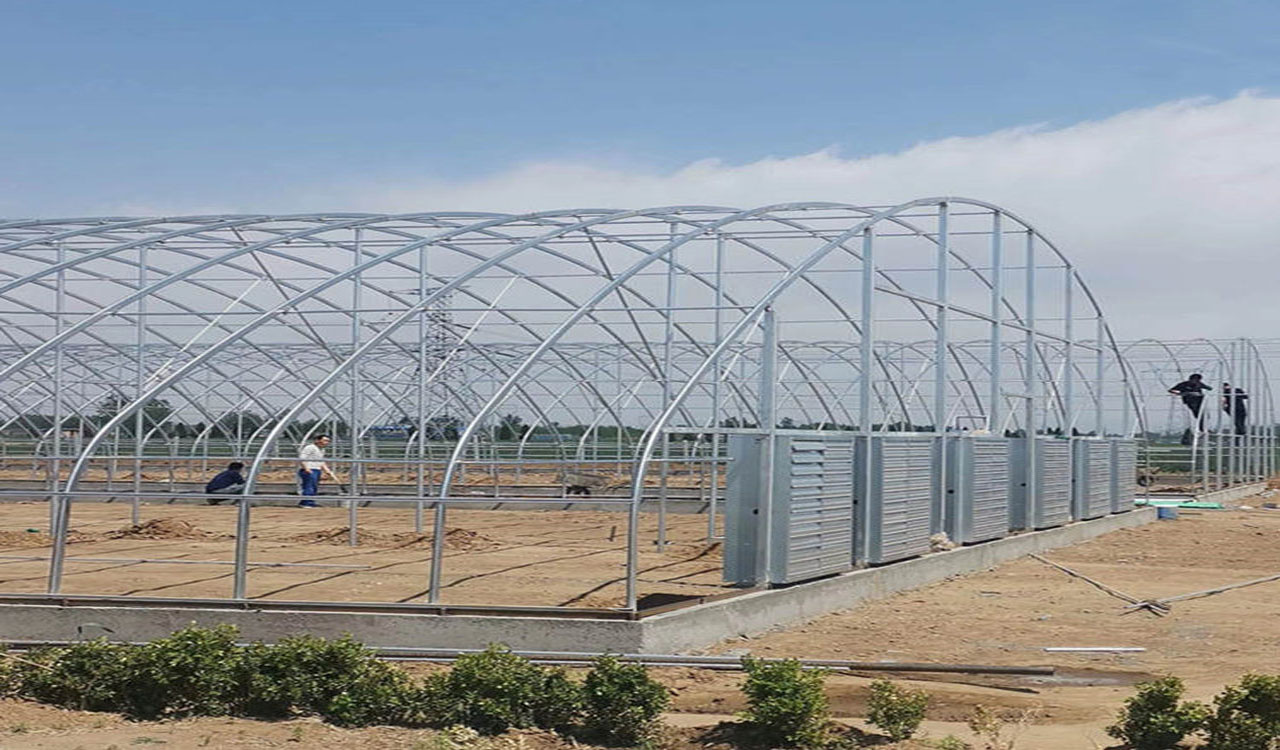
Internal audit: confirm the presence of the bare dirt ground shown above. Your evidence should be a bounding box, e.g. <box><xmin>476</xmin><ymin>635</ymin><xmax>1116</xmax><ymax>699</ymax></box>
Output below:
<box><xmin>0</xmin><ymin>502</ymin><xmax>726</xmax><ymax>608</ymax></box>
<box><xmin>0</xmin><ymin>462</ymin><xmax>711</xmax><ymax>489</ymax></box>
<box><xmin>685</xmin><ymin>503</ymin><xmax>1280</xmax><ymax>747</ymax></box>
<box><xmin>5</xmin><ymin>502</ymin><xmax>1280</xmax><ymax>747</ymax></box>
<box><xmin>0</xmin><ymin>702</ymin><xmax>583</xmax><ymax>749</ymax></box>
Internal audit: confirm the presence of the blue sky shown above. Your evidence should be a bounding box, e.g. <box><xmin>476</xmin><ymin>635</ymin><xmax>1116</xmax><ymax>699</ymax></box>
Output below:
<box><xmin>2</xmin><ymin>0</ymin><xmax>1279</xmax><ymax>215</ymax></box>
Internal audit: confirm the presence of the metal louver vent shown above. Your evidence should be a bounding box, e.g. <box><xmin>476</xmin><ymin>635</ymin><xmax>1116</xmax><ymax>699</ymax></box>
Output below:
<box><xmin>1072</xmin><ymin>440</ymin><xmax>1113</xmax><ymax>520</ymax></box>
<box><xmin>946</xmin><ymin>437</ymin><xmax>1011</xmax><ymax>544</ymax></box>
<box><xmin>1034</xmin><ymin>440</ymin><xmax>1073</xmax><ymax>529</ymax></box>
<box><xmin>768</xmin><ymin>438</ymin><xmax>855</xmax><ymax>583</ymax></box>
<box><xmin>1111</xmin><ymin>439</ymin><xmax>1138</xmax><ymax>513</ymax></box>
<box><xmin>859</xmin><ymin>436</ymin><xmax>937</xmax><ymax>564</ymax></box>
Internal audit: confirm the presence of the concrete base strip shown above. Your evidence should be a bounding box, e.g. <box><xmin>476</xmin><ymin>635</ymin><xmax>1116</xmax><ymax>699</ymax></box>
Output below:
<box><xmin>0</xmin><ymin>509</ymin><xmax>1155</xmax><ymax>653</ymax></box>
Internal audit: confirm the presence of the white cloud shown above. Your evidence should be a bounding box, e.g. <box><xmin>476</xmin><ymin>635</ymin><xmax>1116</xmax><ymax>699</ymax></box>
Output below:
<box><xmin>340</xmin><ymin>91</ymin><xmax>1280</xmax><ymax>341</ymax></box>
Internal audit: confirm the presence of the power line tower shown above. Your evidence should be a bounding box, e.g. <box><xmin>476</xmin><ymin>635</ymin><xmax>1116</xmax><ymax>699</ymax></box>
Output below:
<box><xmin>417</xmin><ymin>286</ymin><xmax>460</xmax><ymax>439</ymax></box>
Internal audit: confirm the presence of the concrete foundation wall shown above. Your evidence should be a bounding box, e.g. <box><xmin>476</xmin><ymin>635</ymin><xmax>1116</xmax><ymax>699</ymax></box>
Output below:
<box><xmin>0</xmin><ymin>604</ymin><xmax>646</xmax><ymax>652</ymax></box>
<box><xmin>0</xmin><ymin>509</ymin><xmax>1154</xmax><ymax>653</ymax></box>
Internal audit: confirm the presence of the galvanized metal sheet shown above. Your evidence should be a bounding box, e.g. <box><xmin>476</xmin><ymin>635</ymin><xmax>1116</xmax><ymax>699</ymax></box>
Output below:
<box><xmin>1071</xmin><ymin>440</ymin><xmax>1110</xmax><ymax>520</ymax></box>
<box><xmin>769</xmin><ymin>437</ymin><xmax>854</xmax><ymax>583</ymax></box>
<box><xmin>1035</xmin><ymin>439</ymin><xmax>1073</xmax><ymax>529</ymax></box>
<box><xmin>1082</xmin><ymin>440</ymin><xmax>1113</xmax><ymax>519</ymax></box>
<box><xmin>947</xmin><ymin>437</ymin><xmax>1011</xmax><ymax>544</ymax></box>
<box><xmin>1111</xmin><ymin>439</ymin><xmax>1138</xmax><ymax>513</ymax></box>
<box><xmin>723</xmin><ymin>434</ymin><xmax>764</xmax><ymax>585</ymax></box>
<box><xmin>860</xmin><ymin>435</ymin><xmax>936</xmax><ymax>564</ymax></box>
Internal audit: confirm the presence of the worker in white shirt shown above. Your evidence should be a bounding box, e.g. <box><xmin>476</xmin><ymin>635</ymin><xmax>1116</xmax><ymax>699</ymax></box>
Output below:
<box><xmin>297</xmin><ymin>434</ymin><xmax>338</xmax><ymax>507</ymax></box>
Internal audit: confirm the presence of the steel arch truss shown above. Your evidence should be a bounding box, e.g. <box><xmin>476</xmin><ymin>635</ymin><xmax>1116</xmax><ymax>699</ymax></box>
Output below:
<box><xmin>0</xmin><ymin>199</ymin><xmax>1142</xmax><ymax>608</ymax></box>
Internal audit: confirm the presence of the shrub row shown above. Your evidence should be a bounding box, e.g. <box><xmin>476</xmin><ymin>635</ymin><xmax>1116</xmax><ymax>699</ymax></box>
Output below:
<box><xmin>0</xmin><ymin>626</ymin><xmax>668</xmax><ymax>745</ymax></box>
<box><xmin>739</xmin><ymin>656</ymin><xmax>930</xmax><ymax>748</ymax></box>
<box><xmin>1109</xmin><ymin>673</ymin><xmax>1280</xmax><ymax>750</ymax></box>
<box><xmin>0</xmin><ymin>626</ymin><xmax>944</xmax><ymax>748</ymax></box>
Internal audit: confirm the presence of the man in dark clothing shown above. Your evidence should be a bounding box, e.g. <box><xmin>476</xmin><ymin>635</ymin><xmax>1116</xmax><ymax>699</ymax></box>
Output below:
<box><xmin>1222</xmin><ymin>382</ymin><xmax>1249</xmax><ymax>435</ymax></box>
<box><xmin>1169</xmin><ymin>374</ymin><xmax>1212</xmax><ymax>444</ymax></box>
<box><xmin>205</xmin><ymin>461</ymin><xmax>246</xmax><ymax>504</ymax></box>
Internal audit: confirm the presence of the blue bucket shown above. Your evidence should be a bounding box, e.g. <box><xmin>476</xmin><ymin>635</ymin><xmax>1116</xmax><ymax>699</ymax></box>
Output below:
<box><xmin>1157</xmin><ymin>506</ymin><xmax>1179</xmax><ymax>520</ymax></box>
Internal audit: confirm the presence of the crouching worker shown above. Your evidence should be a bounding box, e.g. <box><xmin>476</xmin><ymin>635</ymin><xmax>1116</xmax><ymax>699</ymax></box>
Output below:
<box><xmin>205</xmin><ymin>461</ymin><xmax>246</xmax><ymax>504</ymax></box>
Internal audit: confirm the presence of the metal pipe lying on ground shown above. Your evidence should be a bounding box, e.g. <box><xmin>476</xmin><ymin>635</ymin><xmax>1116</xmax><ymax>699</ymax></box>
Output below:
<box><xmin>0</xmin><ymin>555</ymin><xmax>371</xmax><ymax>570</ymax></box>
<box><xmin>368</xmin><ymin>647</ymin><xmax>1056</xmax><ymax>675</ymax></box>
<box><xmin>1027</xmin><ymin>554</ymin><xmax>1166</xmax><ymax>615</ymax></box>
<box><xmin>1044</xmin><ymin>642</ymin><xmax>1146</xmax><ymax>647</ymax></box>
<box><xmin>1123</xmin><ymin>570</ymin><xmax>1280</xmax><ymax>611</ymax></box>
<box><xmin>1</xmin><ymin>641</ymin><xmax>1054</xmax><ymax>676</ymax></box>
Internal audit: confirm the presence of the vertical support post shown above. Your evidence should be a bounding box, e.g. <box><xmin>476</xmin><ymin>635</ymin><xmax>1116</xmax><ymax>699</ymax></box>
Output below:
<box><xmin>1262</xmin><ymin>353</ymin><xmax>1270</xmax><ymax>480</ymax></box>
<box><xmin>1248</xmin><ymin>341</ymin><xmax>1256</xmax><ymax>480</ymax></box>
<box><xmin>428</xmin><ymin>430</ymin><xmax>448</xmax><ymax>602</ymax></box>
<box><xmin>1095</xmin><ymin>316</ymin><xmax>1105</xmax><ymax>436</ymax></box>
<box><xmin>1241</xmin><ymin>341</ymin><xmax>1248</xmax><ymax>481</ymax></box>
<box><xmin>1120</xmin><ymin>357</ymin><xmax>1132</xmax><ymax>436</ymax></box>
<box><xmin>348</xmin><ymin>229</ymin><xmax>362</xmax><ymax>547</ymax></box>
<box><xmin>50</xmin><ymin>242</ymin><xmax>66</xmax><ymax>534</ymax></box>
<box><xmin>1264</xmin><ymin>352</ymin><xmax>1272</xmax><ymax>479</ymax></box>
<box><xmin>658</xmin><ymin>223</ymin><xmax>677</xmax><ymax>548</ymax></box>
<box><xmin>1242</xmin><ymin>348</ymin><xmax>1248</xmax><ymax>480</ymax></box>
<box><xmin>859</xmin><ymin>228</ymin><xmax>875</xmax><ymax>442</ymax></box>
<box><xmin>615</xmin><ymin>356</ymin><xmax>624</xmax><ymax>475</ymax></box>
<box><xmin>1260</xmin><ymin>358</ymin><xmax>1267</xmax><ymax>480</ymax></box>
<box><xmin>1259</xmin><ymin>350</ymin><xmax>1269</xmax><ymax>476</ymax></box>
<box><xmin>708</xmin><ymin>234</ymin><xmax>725</xmax><ymax>540</ymax></box>
<box><xmin>1257</xmin><ymin>349</ymin><xmax>1263</xmax><ymax>480</ymax></box>
<box><xmin>231</xmin><ymin>251</ymin><xmax>250</xmax><ymax>598</ymax></box>
<box><xmin>415</xmin><ymin>245</ymin><xmax>429</xmax><ymax>533</ymax></box>
<box><xmin>1023</xmin><ymin>230</ymin><xmax>1038</xmax><ymax>529</ymax></box>
<box><xmin>858</xmin><ymin>227</ymin><xmax>875</xmax><ymax>564</ymax></box>
<box><xmin>933</xmin><ymin>203</ymin><xmax>949</xmax><ymax>534</ymax></box>
<box><xmin>1063</xmin><ymin>267</ymin><xmax>1074</xmax><ymax>436</ymax></box>
<box><xmin>232</xmin><ymin>479</ymin><xmax>251</xmax><ymax>598</ymax></box>
<box><xmin>988</xmin><ymin>214</ymin><xmax>1002</xmax><ymax>432</ymax></box>
<box><xmin>132</xmin><ymin>245</ymin><xmax>147</xmax><ymax>526</ymax></box>
<box><xmin>1242</xmin><ymin>341</ymin><xmax>1250</xmax><ymax>481</ymax></box>
<box><xmin>1229</xmin><ymin>340</ymin><xmax>1238</xmax><ymax>487</ymax></box>
<box><xmin>756</xmin><ymin>307</ymin><xmax>779</xmax><ymax>585</ymax></box>
<box><xmin>47</xmin><ymin>243</ymin><xmax>68</xmax><ymax>591</ymax></box>
<box><xmin>1240</xmin><ymin>342</ymin><xmax>1246</xmax><ymax>483</ymax></box>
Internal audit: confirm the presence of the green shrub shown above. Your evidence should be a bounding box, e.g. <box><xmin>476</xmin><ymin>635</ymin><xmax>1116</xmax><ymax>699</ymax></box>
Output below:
<box><xmin>0</xmin><ymin>656</ymin><xmax>15</xmax><ymax>699</ymax></box>
<box><xmin>1106</xmin><ymin>676</ymin><xmax>1208</xmax><ymax>750</ymax></box>
<box><xmin>740</xmin><ymin>656</ymin><xmax>830</xmax><ymax>748</ymax></box>
<box><xmin>1205</xmin><ymin>673</ymin><xmax>1280</xmax><ymax>750</ymax></box>
<box><xmin>240</xmin><ymin>634</ymin><xmax>384</xmax><ymax>719</ymax></box>
<box><xmin>18</xmin><ymin>640</ymin><xmax>132</xmax><ymax>712</ymax></box>
<box><xmin>434</xmin><ymin>645</ymin><xmax>581</xmax><ymax>734</ymax></box>
<box><xmin>581</xmin><ymin>655</ymin><xmax>669</xmax><ymax>745</ymax></box>
<box><xmin>416</xmin><ymin>671</ymin><xmax>456</xmax><ymax>727</ymax></box>
<box><xmin>321</xmin><ymin>659</ymin><xmax>420</xmax><ymax>727</ymax></box>
<box><xmin>122</xmin><ymin>624</ymin><xmax>247</xmax><ymax>719</ymax></box>
<box><xmin>536</xmin><ymin>667</ymin><xmax>585</xmax><ymax>734</ymax></box>
<box><xmin>866</xmin><ymin>679</ymin><xmax>930</xmax><ymax>742</ymax></box>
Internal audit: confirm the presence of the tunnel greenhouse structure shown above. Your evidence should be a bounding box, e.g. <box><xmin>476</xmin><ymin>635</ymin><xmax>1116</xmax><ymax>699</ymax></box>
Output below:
<box><xmin>0</xmin><ymin>199</ymin><xmax>1177</xmax><ymax>612</ymax></box>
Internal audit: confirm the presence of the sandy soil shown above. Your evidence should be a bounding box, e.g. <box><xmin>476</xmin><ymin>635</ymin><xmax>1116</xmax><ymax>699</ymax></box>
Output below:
<box><xmin>0</xmin><ymin>502</ymin><xmax>726</xmax><ymax>608</ymax></box>
<box><xmin>688</xmin><ymin>505</ymin><xmax>1280</xmax><ymax>747</ymax></box>
<box><xmin>0</xmin><ymin>701</ymin><xmax>580</xmax><ymax>749</ymax></box>
<box><xmin>5</xmin><ymin>500</ymin><xmax>1280</xmax><ymax>747</ymax></box>
<box><xmin>0</xmin><ymin>698</ymin><xmax>1040</xmax><ymax>750</ymax></box>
